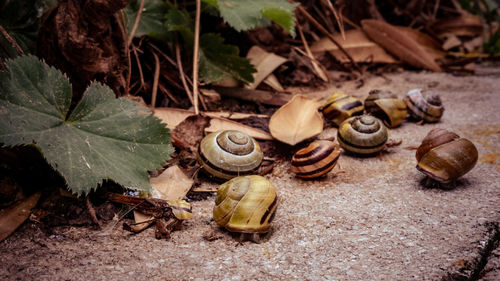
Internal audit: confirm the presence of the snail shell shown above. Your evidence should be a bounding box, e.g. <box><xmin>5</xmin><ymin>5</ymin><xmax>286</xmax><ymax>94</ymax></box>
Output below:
<box><xmin>322</xmin><ymin>93</ymin><xmax>364</xmax><ymax>126</ymax></box>
<box><xmin>167</xmin><ymin>200</ymin><xmax>193</xmax><ymax>220</ymax></box>
<box><xmin>291</xmin><ymin>140</ymin><xmax>340</xmax><ymax>179</ymax></box>
<box><xmin>404</xmin><ymin>89</ymin><xmax>444</xmax><ymax>123</ymax></box>
<box><xmin>198</xmin><ymin>130</ymin><xmax>263</xmax><ymax>181</ymax></box>
<box><xmin>416</xmin><ymin>129</ymin><xmax>478</xmax><ymax>184</ymax></box>
<box><xmin>337</xmin><ymin>115</ymin><xmax>388</xmax><ymax>155</ymax></box>
<box><xmin>364</xmin><ymin>89</ymin><xmax>407</xmax><ymax>128</ymax></box>
<box><xmin>213</xmin><ymin>175</ymin><xmax>278</xmax><ymax>234</ymax></box>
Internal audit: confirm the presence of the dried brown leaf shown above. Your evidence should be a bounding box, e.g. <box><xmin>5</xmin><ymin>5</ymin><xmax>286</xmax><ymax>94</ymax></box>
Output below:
<box><xmin>269</xmin><ymin>94</ymin><xmax>323</xmax><ymax>145</ymax></box>
<box><xmin>246</xmin><ymin>46</ymin><xmax>288</xmax><ymax>90</ymax></box>
<box><xmin>206</xmin><ymin>117</ymin><xmax>273</xmax><ymax>140</ymax></box>
<box><xmin>150</xmin><ymin>165</ymin><xmax>193</xmax><ymax>201</ymax></box>
<box><xmin>310</xmin><ymin>29</ymin><xmax>398</xmax><ymax>63</ymax></box>
<box><xmin>434</xmin><ymin>13</ymin><xmax>482</xmax><ymax>37</ymax></box>
<box><xmin>362</xmin><ymin>19</ymin><xmax>442</xmax><ymax>72</ymax></box>
<box><xmin>0</xmin><ymin>192</ymin><xmax>41</xmax><ymax>241</ymax></box>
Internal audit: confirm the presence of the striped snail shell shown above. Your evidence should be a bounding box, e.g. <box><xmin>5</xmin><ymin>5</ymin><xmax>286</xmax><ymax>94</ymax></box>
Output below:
<box><xmin>213</xmin><ymin>175</ymin><xmax>278</xmax><ymax>234</ymax></box>
<box><xmin>321</xmin><ymin>93</ymin><xmax>364</xmax><ymax>126</ymax></box>
<box><xmin>337</xmin><ymin>115</ymin><xmax>388</xmax><ymax>155</ymax></box>
<box><xmin>364</xmin><ymin>89</ymin><xmax>407</xmax><ymax>128</ymax></box>
<box><xmin>416</xmin><ymin>129</ymin><xmax>478</xmax><ymax>184</ymax></box>
<box><xmin>198</xmin><ymin>130</ymin><xmax>263</xmax><ymax>181</ymax></box>
<box><xmin>291</xmin><ymin>140</ymin><xmax>340</xmax><ymax>179</ymax></box>
<box><xmin>404</xmin><ymin>89</ymin><xmax>444</xmax><ymax>123</ymax></box>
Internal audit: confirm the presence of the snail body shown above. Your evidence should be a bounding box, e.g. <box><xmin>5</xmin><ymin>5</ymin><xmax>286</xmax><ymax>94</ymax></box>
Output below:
<box><xmin>404</xmin><ymin>89</ymin><xmax>444</xmax><ymax>123</ymax></box>
<box><xmin>416</xmin><ymin>129</ymin><xmax>478</xmax><ymax>184</ymax></box>
<box><xmin>291</xmin><ymin>140</ymin><xmax>340</xmax><ymax>179</ymax></box>
<box><xmin>322</xmin><ymin>93</ymin><xmax>364</xmax><ymax>126</ymax></box>
<box><xmin>198</xmin><ymin>130</ymin><xmax>263</xmax><ymax>181</ymax></box>
<box><xmin>364</xmin><ymin>89</ymin><xmax>407</xmax><ymax>128</ymax></box>
<box><xmin>337</xmin><ymin>115</ymin><xmax>388</xmax><ymax>155</ymax></box>
<box><xmin>213</xmin><ymin>175</ymin><xmax>278</xmax><ymax>234</ymax></box>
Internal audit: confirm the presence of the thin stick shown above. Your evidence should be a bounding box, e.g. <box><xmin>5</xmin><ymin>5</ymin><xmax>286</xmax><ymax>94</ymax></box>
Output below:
<box><xmin>0</xmin><ymin>25</ymin><xmax>24</xmax><ymax>55</ymax></box>
<box><xmin>132</xmin><ymin>45</ymin><xmax>145</xmax><ymax>91</ymax></box>
<box><xmin>175</xmin><ymin>43</ymin><xmax>194</xmax><ymax>105</ymax></box>
<box><xmin>296</xmin><ymin>24</ymin><xmax>328</xmax><ymax>82</ymax></box>
<box><xmin>127</xmin><ymin>0</ymin><xmax>145</xmax><ymax>47</ymax></box>
<box><xmin>86</xmin><ymin>196</ymin><xmax>102</xmax><ymax>229</ymax></box>
<box><xmin>297</xmin><ymin>5</ymin><xmax>362</xmax><ymax>73</ymax></box>
<box><xmin>324</xmin><ymin>0</ymin><xmax>345</xmax><ymax>40</ymax></box>
<box><xmin>192</xmin><ymin>0</ymin><xmax>201</xmax><ymax>115</ymax></box>
<box><xmin>151</xmin><ymin>52</ymin><xmax>160</xmax><ymax>109</ymax></box>
<box><xmin>119</xmin><ymin>10</ymin><xmax>131</xmax><ymax>96</ymax></box>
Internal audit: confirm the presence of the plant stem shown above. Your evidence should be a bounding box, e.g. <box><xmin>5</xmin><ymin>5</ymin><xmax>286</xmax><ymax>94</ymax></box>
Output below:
<box><xmin>176</xmin><ymin>43</ymin><xmax>194</xmax><ymax>106</ymax></box>
<box><xmin>192</xmin><ymin>0</ymin><xmax>201</xmax><ymax>115</ymax></box>
<box><xmin>127</xmin><ymin>0</ymin><xmax>145</xmax><ymax>47</ymax></box>
<box><xmin>0</xmin><ymin>25</ymin><xmax>24</xmax><ymax>55</ymax></box>
<box><xmin>151</xmin><ymin>52</ymin><xmax>160</xmax><ymax>109</ymax></box>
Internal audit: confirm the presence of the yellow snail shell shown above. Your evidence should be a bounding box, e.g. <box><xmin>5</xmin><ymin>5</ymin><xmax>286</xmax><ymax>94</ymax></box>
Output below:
<box><xmin>213</xmin><ymin>175</ymin><xmax>278</xmax><ymax>234</ymax></box>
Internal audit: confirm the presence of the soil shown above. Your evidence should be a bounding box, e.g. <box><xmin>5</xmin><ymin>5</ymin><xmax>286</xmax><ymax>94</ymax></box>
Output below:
<box><xmin>1</xmin><ymin>64</ymin><xmax>500</xmax><ymax>280</ymax></box>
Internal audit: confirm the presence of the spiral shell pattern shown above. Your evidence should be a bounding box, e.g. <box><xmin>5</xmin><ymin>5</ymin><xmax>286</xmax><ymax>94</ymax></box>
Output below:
<box><xmin>322</xmin><ymin>93</ymin><xmax>364</xmax><ymax>126</ymax></box>
<box><xmin>337</xmin><ymin>115</ymin><xmax>388</xmax><ymax>155</ymax></box>
<box><xmin>291</xmin><ymin>140</ymin><xmax>340</xmax><ymax>179</ymax></box>
<box><xmin>198</xmin><ymin>130</ymin><xmax>263</xmax><ymax>180</ymax></box>
<box><xmin>404</xmin><ymin>89</ymin><xmax>444</xmax><ymax>123</ymax></box>
<box><xmin>213</xmin><ymin>175</ymin><xmax>278</xmax><ymax>234</ymax></box>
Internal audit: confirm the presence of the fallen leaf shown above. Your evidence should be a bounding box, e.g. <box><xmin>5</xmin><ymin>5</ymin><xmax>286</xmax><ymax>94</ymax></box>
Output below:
<box><xmin>395</xmin><ymin>26</ymin><xmax>446</xmax><ymax>62</ymax></box>
<box><xmin>263</xmin><ymin>74</ymin><xmax>285</xmax><ymax>92</ymax></box>
<box><xmin>132</xmin><ymin>210</ymin><xmax>154</xmax><ymax>232</ymax></box>
<box><xmin>269</xmin><ymin>94</ymin><xmax>323</xmax><ymax>145</ymax></box>
<box><xmin>246</xmin><ymin>45</ymin><xmax>288</xmax><ymax>90</ymax></box>
<box><xmin>154</xmin><ymin>107</ymin><xmax>269</xmax><ymax>129</ymax></box>
<box><xmin>310</xmin><ymin>29</ymin><xmax>398</xmax><ymax>63</ymax></box>
<box><xmin>206</xmin><ymin>117</ymin><xmax>273</xmax><ymax>140</ymax></box>
<box><xmin>434</xmin><ymin>13</ymin><xmax>482</xmax><ymax>37</ymax></box>
<box><xmin>362</xmin><ymin>19</ymin><xmax>442</xmax><ymax>72</ymax></box>
<box><xmin>212</xmin><ymin>86</ymin><xmax>292</xmax><ymax>106</ymax></box>
<box><xmin>151</xmin><ymin>165</ymin><xmax>193</xmax><ymax>201</ymax></box>
<box><xmin>0</xmin><ymin>192</ymin><xmax>41</xmax><ymax>241</ymax></box>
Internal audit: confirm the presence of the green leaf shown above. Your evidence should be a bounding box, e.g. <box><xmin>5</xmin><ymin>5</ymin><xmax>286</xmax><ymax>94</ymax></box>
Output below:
<box><xmin>165</xmin><ymin>7</ymin><xmax>194</xmax><ymax>48</ymax></box>
<box><xmin>199</xmin><ymin>33</ymin><xmax>256</xmax><ymax>84</ymax></box>
<box><xmin>124</xmin><ymin>0</ymin><xmax>169</xmax><ymax>40</ymax></box>
<box><xmin>202</xmin><ymin>0</ymin><xmax>218</xmax><ymax>8</ymax></box>
<box><xmin>216</xmin><ymin>0</ymin><xmax>297</xmax><ymax>35</ymax></box>
<box><xmin>0</xmin><ymin>56</ymin><xmax>174</xmax><ymax>195</ymax></box>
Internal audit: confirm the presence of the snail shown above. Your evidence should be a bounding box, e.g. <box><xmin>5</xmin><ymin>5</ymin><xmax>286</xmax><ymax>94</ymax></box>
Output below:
<box><xmin>198</xmin><ymin>130</ymin><xmax>263</xmax><ymax>181</ymax></box>
<box><xmin>213</xmin><ymin>175</ymin><xmax>278</xmax><ymax>241</ymax></box>
<box><xmin>291</xmin><ymin>140</ymin><xmax>340</xmax><ymax>179</ymax></box>
<box><xmin>321</xmin><ymin>93</ymin><xmax>364</xmax><ymax>126</ymax></box>
<box><xmin>337</xmin><ymin>115</ymin><xmax>388</xmax><ymax>155</ymax></box>
<box><xmin>416</xmin><ymin>128</ymin><xmax>478</xmax><ymax>185</ymax></box>
<box><xmin>404</xmin><ymin>89</ymin><xmax>444</xmax><ymax>123</ymax></box>
<box><xmin>364</xmin><ymin>89</ymin><xmax>407</xmax><ymax>128</ymax></box>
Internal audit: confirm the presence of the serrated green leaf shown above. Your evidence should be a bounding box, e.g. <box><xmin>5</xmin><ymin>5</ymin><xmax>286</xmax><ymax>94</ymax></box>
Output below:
<box><xmin>124</xmin><ymin>0</ymin><xmax>169</xmax><ymax>40</ymax></box>
<box><xmin>199</xmin><ymin>33</ymin><xmax>256</xmax><ymax>84</ymax></box>
<box><xmin>0</xmin><ymin>56</ymin><xmax>173</xmax><ymax>195</ymax></box>
<box><xmin>216</xmin><ymin>0</ymin><xmax>297</xmax><ymax>35</ymax></box>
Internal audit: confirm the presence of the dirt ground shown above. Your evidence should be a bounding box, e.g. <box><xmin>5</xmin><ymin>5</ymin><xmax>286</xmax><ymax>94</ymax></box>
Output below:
<box><xmin>1</xmin><ymin>65</ymin><xmax>500</xmax><ymax>280</ymax></box>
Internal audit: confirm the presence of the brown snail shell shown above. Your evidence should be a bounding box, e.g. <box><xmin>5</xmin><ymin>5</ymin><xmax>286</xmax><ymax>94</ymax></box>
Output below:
<box><xmin>291</xmin><ymin>140</ymin><xmax>340</xmax><ymax>179</ymax></box>
<box><xmin>213</xmin><ymin>175</ymin><xmax>278</xmax><ymax>234</ymax></box>
<box><xmin>404</xmin><ymin>89</ymin><xmax>444</xmax><ymax>123</ymax></box>
<box><xmin>198</xmin><ymin>130</ymin><xmax>263</xmax><ymax>180</ymax></box>
<box><xmin>416</xmin><ymin>129</ymin><xmax>478</xmax><ymax>184</ymax></box>
<box><xmin>364</xmin><ymin>89</ymin><xmax>407</xmax><ymax>128</ymax></box>
<box><xmin>337</xmin><ymin>115</ymin><xmax>388</xmax><ymax>155</ymax></box>
<box><xmin>321</xmin><ymin>93</ymin><xmax>364</xmax><ymax>126</ymax></box>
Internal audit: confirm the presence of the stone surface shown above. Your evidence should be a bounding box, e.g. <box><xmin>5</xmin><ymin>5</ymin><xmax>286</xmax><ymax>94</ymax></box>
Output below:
<box><xmin>1</xmin><ymin>65</ymin><xmax>499</xmax><ymax>280</ymax></box>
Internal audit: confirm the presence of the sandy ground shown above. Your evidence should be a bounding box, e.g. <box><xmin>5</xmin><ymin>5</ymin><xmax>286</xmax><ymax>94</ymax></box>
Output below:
<box><xmin>1</xmin><ymin>65</ymin><xmax>500</xmax><ymax>280</ymax></box>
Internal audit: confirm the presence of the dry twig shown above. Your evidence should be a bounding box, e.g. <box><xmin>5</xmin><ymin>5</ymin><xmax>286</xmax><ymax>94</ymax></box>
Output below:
<box><xmin>192</xmin><ymin>0</ymin><xmax>202</xmax><ymax>115</ymax></box>
<box><xmin>151</xmin><ymin>52</ymin><xmax>160</xmax><ymax>108</ymax></box>
<box><xmin>176</xmin><ymin>43</ymin><xmax>195</xmax><ymax>105</ymax></box>
<box><xmin>0</xmin><ymin>25</ymin><xmax>24</xmax><ymax>56</ymax></box>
